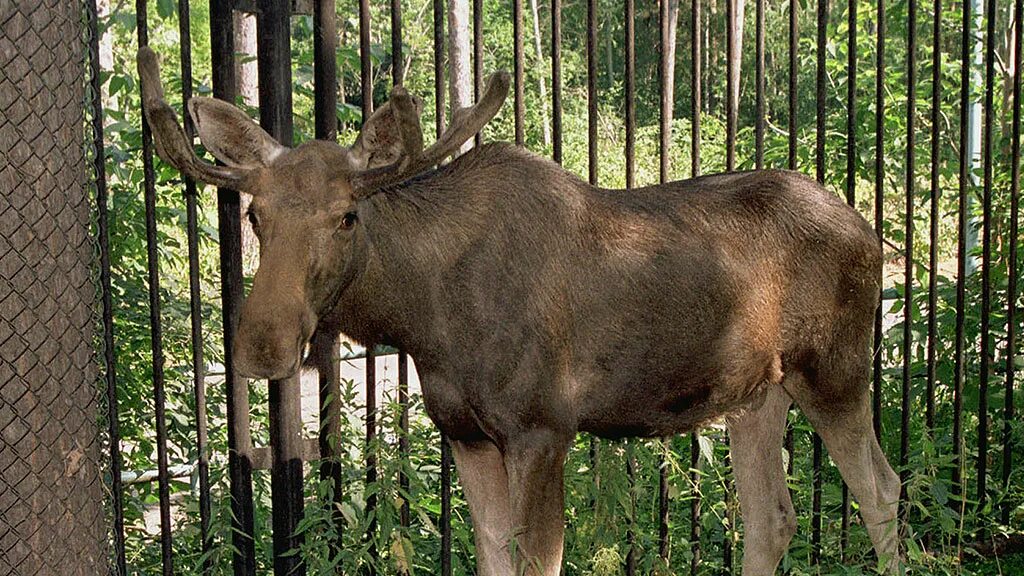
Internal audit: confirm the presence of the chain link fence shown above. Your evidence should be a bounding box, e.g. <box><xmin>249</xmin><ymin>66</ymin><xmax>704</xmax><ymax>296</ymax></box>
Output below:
<box><xmin>0</xmin><ymin>1</ymin><xmax>107</xmax><ymax>574</ymax></box>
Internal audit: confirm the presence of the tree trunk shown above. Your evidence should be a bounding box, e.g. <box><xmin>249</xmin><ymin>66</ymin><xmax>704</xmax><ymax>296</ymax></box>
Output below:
<box><xmin>529</xmin><ymin>0</ymin><xmax>551</xmax><ymax>146</ymax></box>
<box><xmin>448</xmin><ymin>0</ymin><xmax>473</xmax><ymax>153</ymax></box>
<box><xmin>661</xmin><ymin>0</ymin><xmax>679</xmax><ymax>179</ymax></box>
<box><xmin>0</xmin><ymin>3</ymin><xmax>105</xmax><ymax>573</ymax></box>
<box><xmin>234</xmin><ymin>11</ymin><xmax>259</xmax><ymax>271</ymax></box>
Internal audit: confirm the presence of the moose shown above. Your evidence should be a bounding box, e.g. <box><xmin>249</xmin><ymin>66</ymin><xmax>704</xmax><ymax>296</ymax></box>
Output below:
<box><xmin>138</xmin><ymin>47</ymin><xmax>900</xmax><ymax>575</ymax></box>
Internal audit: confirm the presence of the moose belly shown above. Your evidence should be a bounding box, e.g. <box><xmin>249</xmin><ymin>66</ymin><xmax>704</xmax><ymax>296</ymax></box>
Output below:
<box><xmin>573</xmin><ymin>342</ymin><xmax>783</xmax><ymax>439</ymax></box>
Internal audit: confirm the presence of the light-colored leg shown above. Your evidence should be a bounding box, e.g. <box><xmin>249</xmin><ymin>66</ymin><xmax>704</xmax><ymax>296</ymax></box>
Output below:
<box><xmin>789</xmin><ymin>381</ymin><xmax>901</xmax><ymax>574</ymax></box>
<box><xmin>504</xmin><ymin>430</ymin><xmax>571</xmax><ymax>576</ymax></box>
<box><xmin>729</xmin><ymin>385</ymin><xmax>798</xmax><ymax>576</ymax></box>
<box><xmin>451</xmin><ymin>440</ymin><xmax>514</xmax><ymax>576</ymax></box>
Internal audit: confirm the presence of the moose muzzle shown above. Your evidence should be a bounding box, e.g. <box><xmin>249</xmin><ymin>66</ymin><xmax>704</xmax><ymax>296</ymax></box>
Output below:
<box><xmin>233</xmin><ymin>275</ymin><xmax>316</xmax><ymax>381</ymax></box>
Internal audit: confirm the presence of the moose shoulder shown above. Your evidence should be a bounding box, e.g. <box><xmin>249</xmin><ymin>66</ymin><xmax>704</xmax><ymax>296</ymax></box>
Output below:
<box><xmin>138</xmin><ymin>47</ymin><xmax>900</xmax><ymax>576</ymax></box>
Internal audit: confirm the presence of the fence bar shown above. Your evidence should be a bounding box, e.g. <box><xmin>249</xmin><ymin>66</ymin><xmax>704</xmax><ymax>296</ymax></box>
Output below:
<box><xmin>901</xmin><ymin>0</ymin><xmax>917</xmax><ymax>519</ymax></box>
<box><xmin>552</xmin><ymin>0</ymin><xmax>562</xmax><ymax>163</ymax></box>
<box><xmin>474</xmin><ymin>0</ymin><xmax>483</xmax><ymax>145</ymax></box>
<box><xmin>313</xmin><ymin>0</ymin><xmax>343</xmax><ymax>558</ymax></box>
<box><xmin>588</xmin><ymin>0</ymin><xmax>598</xmax><ymax>185</ymax></box>
<box><xmin>1004</xmin><ymin>0</ymin><xmax>1022</xmax><ymax>526</ymax></box>
<box><xmin>725</xmin><ymin>0</ymin><xmax>736</xmax><ymax>171</ymax></box>
<box><xmin>658</xmin><ymin>0</ymin><xmax>672</xmax><ymax>561</ymax></box>
<box><xmin>514</xmin><ymin>0</ymin><xmax>524</xmax><ymax>145</ymax></box>
<box><xmin>360</xmin><ymin>0</ymin><xmax>373</xmax><ymax>118</ymax></box>
<box><xmin>873</xmin><ymin>0</ymin><xmax>886</xmax><ymax>442</ymax></box>
<box><xmin>176</xmin><ymin>0</ymin><xmax>212</xmax><ymax>568</ymax></box>
<box><xmin>977</xmin><ymin>0</ymin><xmax>997</xmax><ymax>513</ymax></box>
<box><xmin>392</xmin><ymin>0</ymin><xmax>403</xmax><ymax>84</ymax></box>
<box><xmin>134</xmin><ymin>3</ymin><xmax>174</xmax><ymax>573</ymax></box>
<box><xmin>841</xmin><ymin>0</ymin><xmax>858</xmax><ymax>554</ymax></box>
<box><xmin>812</xmin><ymin>0</ymin><xmax>828</xmax><ymax>562</ymax></box>
<box><xmin>257</xmin><ymin>2</ymin><xmax>306</xmax><ymax>573</ymax></box>
<box><xmin>210</xmin><ymin>4</ymin><xmax>258</xmax><ymax>573</ymax></box>
<box><xmin>87</xmin><ymin>0</ymin><xmax>125</xmax><ymax>571</ymax></box>
<box><xmin>788</xmin><ymin>0</ymin><xmax>797</xmax><ymax>170</ymax></box>
<box><xmin>926</xmin><ymin>0</ymin><xmax>942</xmax><ymax>433</ymax></box>
<box><xmin>432</xmin><ymin>3</ymin><xmax>453</xmax><ymax>572</ymax></box>
<box><xmin>690</xmin><ymin>0</ymin><xmax>702</xmax><ymax>571</ymax></box>
<box><xmin>398</xmin><ymin>351</ymin><xmax>411</xmax><ymax>527</ymax></box>
<box><xmin>952</xmin><ymin>0</ymin><xmax>971</xmax><ymax>502</ymax></box>
<box><xmin>755</xmin><ymin>0</ymin><xmax>765</xmax><ymax>168</ymax></box>
<box><xmin>624</xmin><ymin>0</ymin><xmax>636</xmax><ymax>569</ymax></box>
<box><xmin>366</xmin><ymin>345</ymin><xmax>378</xmax><ymax>573</ymax></box>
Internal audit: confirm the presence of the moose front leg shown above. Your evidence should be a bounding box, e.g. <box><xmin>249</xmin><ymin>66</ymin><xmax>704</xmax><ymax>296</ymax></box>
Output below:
<box><xmin>450</xmin><ymin>440</ymin><xmax>514</xmax><ymax>576</ymax></box>
<box><xmin>503</xmin><ymin>430</ymin><xmax>571</xmax><ymax>576</ymax></box>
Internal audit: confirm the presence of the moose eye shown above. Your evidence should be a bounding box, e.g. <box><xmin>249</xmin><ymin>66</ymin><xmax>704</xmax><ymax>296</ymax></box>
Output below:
<box><xmin>339</xmin><ymin>211</ymin><xmax>358</xmax><ymax>231</ymax></box>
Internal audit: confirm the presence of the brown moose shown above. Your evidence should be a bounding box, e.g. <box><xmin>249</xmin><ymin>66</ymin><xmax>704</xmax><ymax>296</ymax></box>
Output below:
<box><xmin>137</xmin><ymin>47</ymin><xmax>900</xmax><ymax>576</ymax></box>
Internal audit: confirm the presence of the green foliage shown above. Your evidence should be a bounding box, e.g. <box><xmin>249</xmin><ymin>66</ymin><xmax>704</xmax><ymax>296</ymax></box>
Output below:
<box><xmin>91</xmin><ymin>0</ymin><xmax>1021</xmax><ymax>573</ymax></box>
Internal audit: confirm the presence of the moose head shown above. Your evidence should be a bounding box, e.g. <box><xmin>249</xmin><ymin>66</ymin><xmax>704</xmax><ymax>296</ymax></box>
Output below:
<box><xmin>137</xmin><ymin>47</ymin><xmax>509</xmax><ymax>379</ymax></box>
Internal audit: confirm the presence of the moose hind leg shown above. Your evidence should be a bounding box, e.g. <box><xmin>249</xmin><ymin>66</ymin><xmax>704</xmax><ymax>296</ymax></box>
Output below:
<box><xmin>728</xmin><ymin>385</ymin><xmax>797</xmax><ymax>576</ymax></box>
<box><xmin>788</xmin><ymin>372</ymin><xmax>901</xmax><ymax>574</ymax></box>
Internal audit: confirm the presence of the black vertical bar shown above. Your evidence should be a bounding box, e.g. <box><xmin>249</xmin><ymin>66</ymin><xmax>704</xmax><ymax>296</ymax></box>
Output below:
<box><xmin>440</xmin><ymin>437</ymin><xmax>453</xmax><ymax>576</ymax></box>
<box><xmin>257</xmin><ymin>2</ymin><xmax>306</xmax><ymax>574</ymax></box>
<box><xmin>210</xmin><ymin>4</ymin><xmax>257</xmax><ymax>573</ymax></box>
<box><xmin>315</xmin><ymin>0</ymin><xmax>338</xmax><ymax>141</ymax></box>
<box><xmin>788</xmin><ymin>0</ymin><xmax>798</xmax><ymax>170</ymax></box>
<box><xmin>901</xmin><ymin>0</ymin><xmax>917</xmax><ymax>524</ymax></box>
<box><xmin>433</xmin><ymin>3</ymin><xmax>452</xmax><ymax>572</ymax></box>
<box><xmin>841</xmin><ymin>0</ymin><xmax>857</xmax><ymax>557</ymax></box>
<box><xmin>625</xmin><ymin>0</ymin><xmax>635</xmax><ymax>190</ymax></box>
<box><xmin>392</xmin><ymin>0</ymin><xmax>404</xmax><ymax>85</ymax></box>
<box><xmin>314</xmin><ymin>0</ymin><xmax>342</xmax><ymax>559</ymax></box>
<box><xmin>926</xmin><ymin>0</ymin><xmax>942</xmax><ymax>434</ymax></box>
<box><xmin>625</xmin><ymin>443</ymin><xmax>637</xmax><ymax>576</ymax></box>
<box><xmin>474</xmin><ymin>0</ymin><xmax>483</xmax><ymax>145</ymax></box>
<box><xmin>625</xmin><ymin>0</ymin><xmax>636</xmax><ymax>569</ymax></box>
<box><xmin>725</xmin><ymin>0</ymin><xmax>736</xmax><ymax>171</ymax></box>
<box><xmin>658</xmin><ymin>0</ymin><xmax>671</xmax><ymax>561</ymax></box>
<box><xmin>978</xmin><ymin>0</ymin><xmax>997</xmax><ymax>514</ymax></box>
<box><xmin>432</xmin><ymin>2</ymin><xmax>452</xmax><ymax>570</ymax></box>
<box><xmin>690</xmin><ymin>1</ymin><xmax>702</xmax><ymax>571</ymax></box>
<box><xmin>398</xmin><ymin>352</ymin><xmax>411</xmax><ymax>528</ymax></box>
<box><xmin>318</xmin><ymin>338</ymin><xmax>344</xmax><ymax>555</ymax></box>
<box><xmin>361</xmin><ymin>0</ymin><xmax>373</xmax><ymax>119</ymax></box>
<box><xmin>88</xmin><ymin>0</ymin><xmax>125</xmax><ymax>571</ymax></box>
<box><xmin>689</xmin><ymin>435</ymin><xmax>700</xmax><ymax>576</ymax></box>
<box><xmin>873</xmin><ymin>0</ymin><xmax>886</xmax><ymax>443</ymax></box>
<box><xmin>812</xmin><ymin>0</ymin><xmax>828</xmax><ymax>562</ymax></box>
<box><xmin>755</xmin><ymin>0</ymin><xmax>765</xmax><ymax>168</ymax></box>
<box><xmin>1003</xmin><ymin>0</ymin><xmax>1022</xmax><ymax>526</ymax></box>
<box><xmin>588</xmin><ymin>0</ymin><xmax>598</xmax><ymax>185</ymax></box>
<box><xmin>952</xmin><ymin>0</ymin><xmax>970</xmax><ymax>503</ymax></box>
<box><xmin>177</xmin><ymin>0</ymin><xmax>211</xmax><ymax>569</ymax></box>
<box><xmin>135</xmin><ymin>4</ymin><xmax>173</xmax><ymax>573</ymax></box>
<box><xmin>365</xmin><ymin>346</ymin><xmax>378</xmax><ymax>573</ymax></box>
<box><xmin>514</xmin><ymin>0</ymin><xmax>525</xmax><ymax>145</ymax></box>
<box><xmin>552</xmin><ymin>0</ymin><xmax>562</xmax><ymax>163</ymax></box>
<box><xmin>722</xmin><ymin>439</ymin><xmax>733</xmax><ymax>575</ymax></box>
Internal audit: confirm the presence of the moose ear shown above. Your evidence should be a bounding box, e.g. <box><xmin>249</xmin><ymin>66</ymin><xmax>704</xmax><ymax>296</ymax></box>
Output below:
<box><xmin>187</xmin><ymin>97</ymin><xmax>286</xmax><ymax>169</ymax></box>
<box><xmin>348</xmin><ymin>95</ymin><xmax>424</xmax><ymax>171</ymax></box>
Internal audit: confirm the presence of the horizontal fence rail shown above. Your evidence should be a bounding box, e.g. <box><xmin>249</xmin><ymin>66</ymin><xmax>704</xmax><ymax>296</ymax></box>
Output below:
<box><xmin>81</xmin><ymin>0</ymin><xmax>1022</xmax><ymax>573</ymax></box>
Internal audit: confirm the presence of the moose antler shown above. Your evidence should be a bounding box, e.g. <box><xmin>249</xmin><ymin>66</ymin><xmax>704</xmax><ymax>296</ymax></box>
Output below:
<box><xmin>353</xmin><ymin>71</ymin><xmax>511</xmax><ymax>192</ymax></box>
<box><xmin>137</xmin><ymin>47</ymin><xmax>252</xmax><ymax>189</ymax></box>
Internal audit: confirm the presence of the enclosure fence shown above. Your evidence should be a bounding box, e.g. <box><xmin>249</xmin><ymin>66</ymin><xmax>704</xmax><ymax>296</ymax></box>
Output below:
<box><xmin>70</xmin><ymin>0</ymin><xmax>1024</xmax><ymax>573</ymax></box>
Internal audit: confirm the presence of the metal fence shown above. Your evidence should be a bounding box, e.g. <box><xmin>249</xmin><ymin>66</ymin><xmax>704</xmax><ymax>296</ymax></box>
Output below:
<box><xmin>83</xmin><ymin>0</ymin><xmax>1022</xmax><ymax>574</ymax></box>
